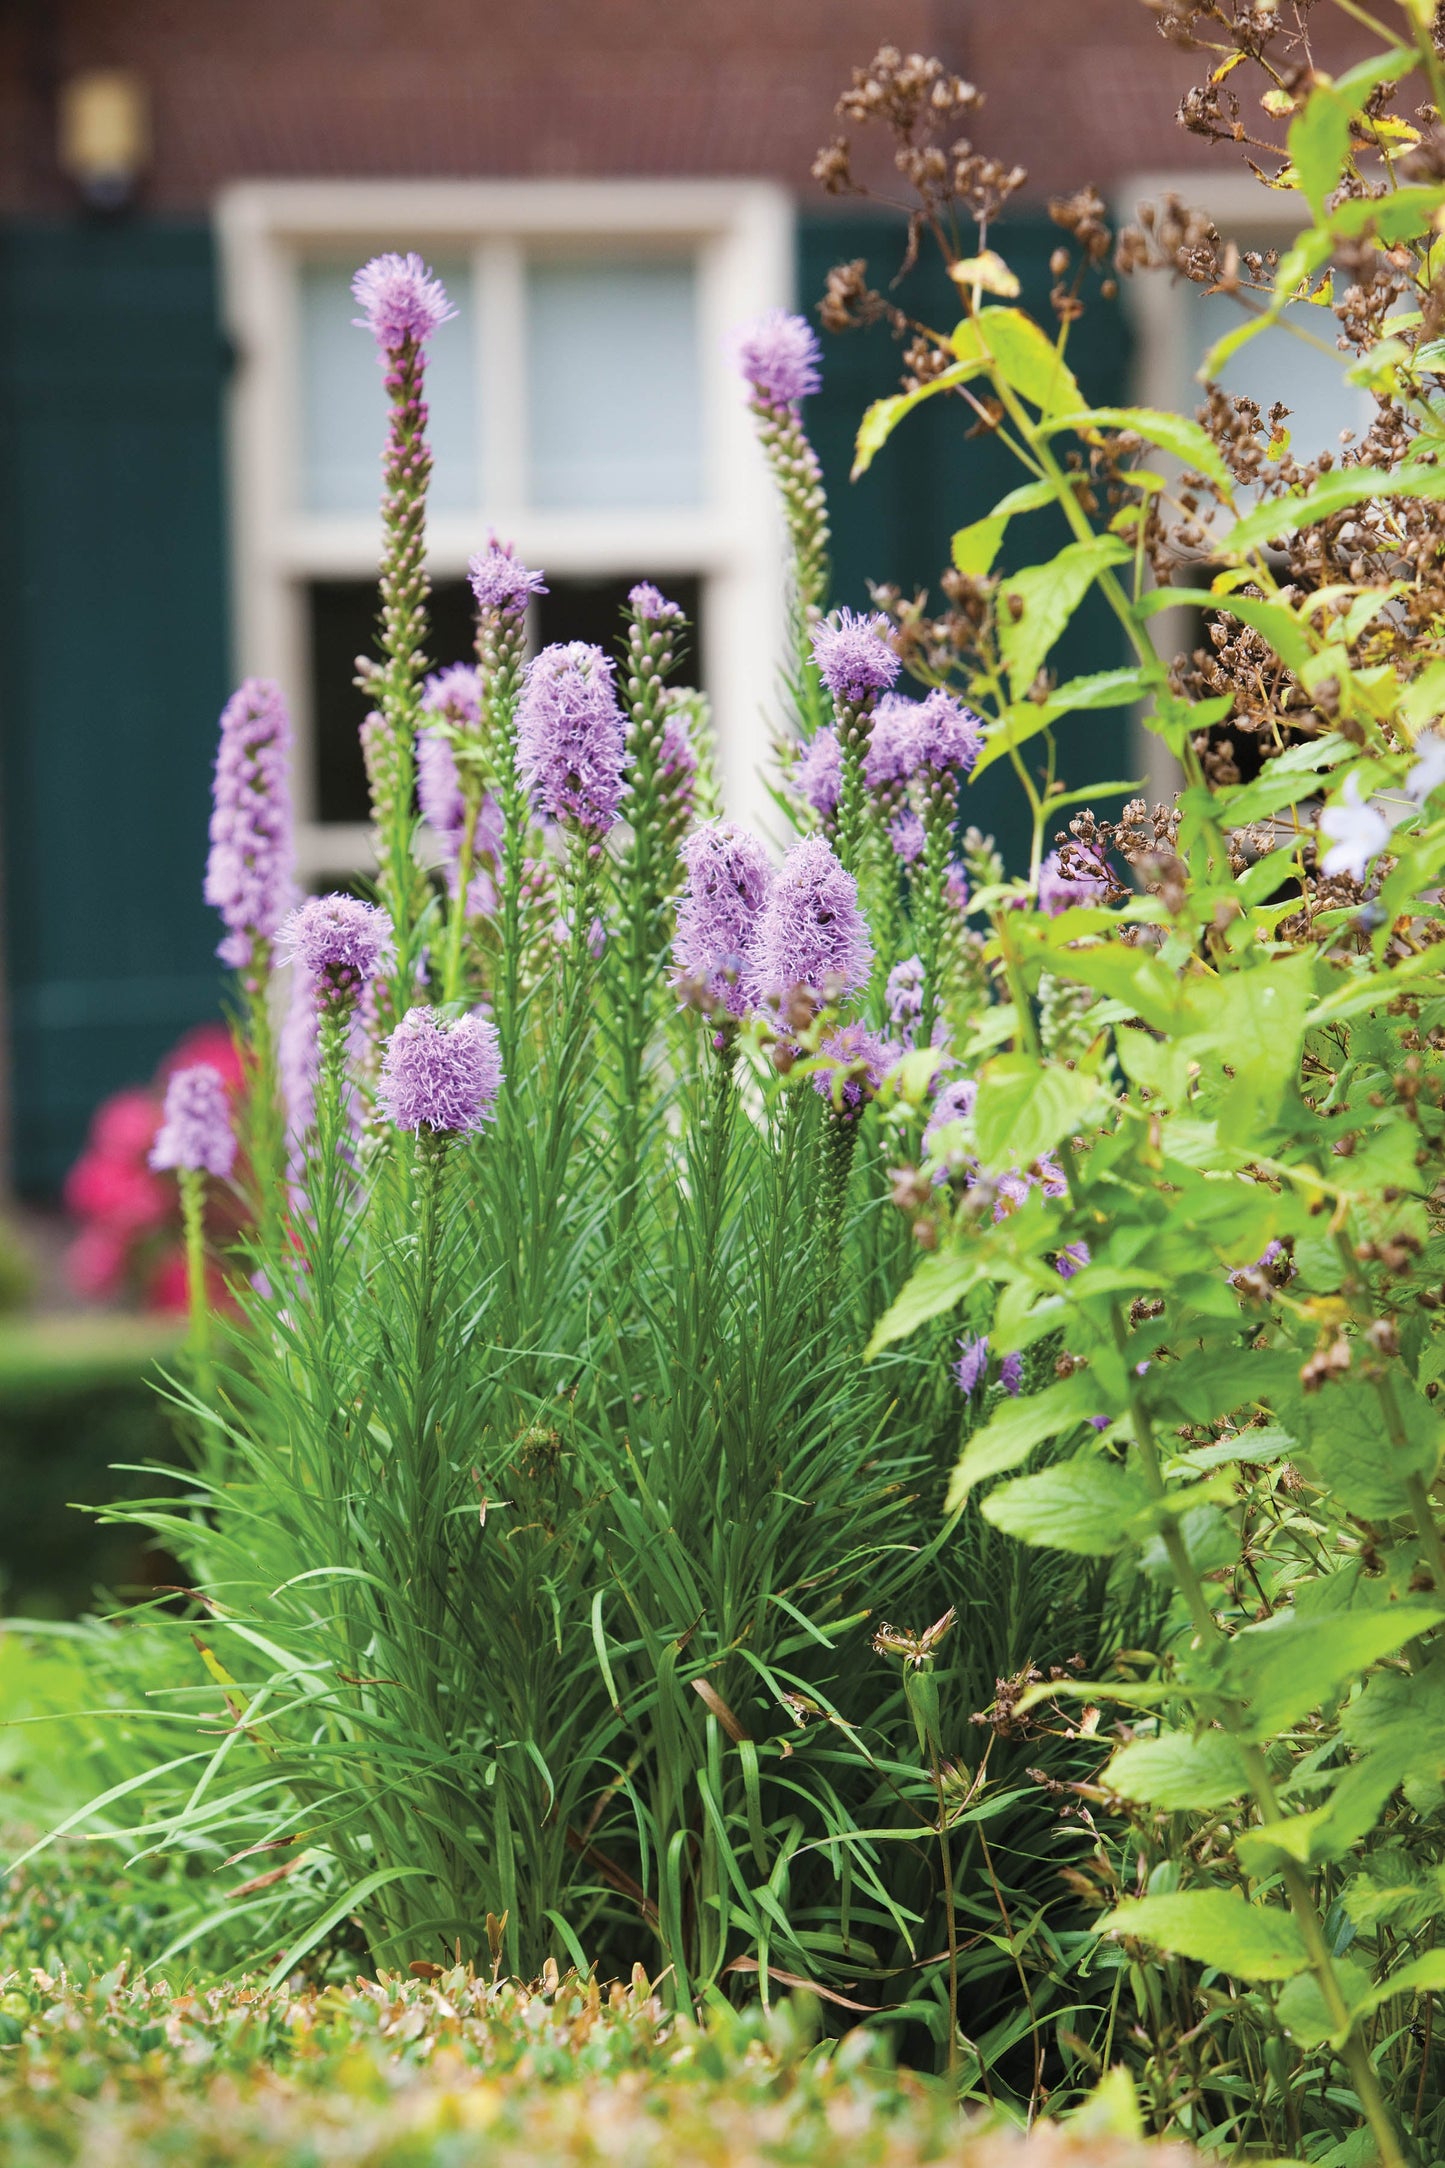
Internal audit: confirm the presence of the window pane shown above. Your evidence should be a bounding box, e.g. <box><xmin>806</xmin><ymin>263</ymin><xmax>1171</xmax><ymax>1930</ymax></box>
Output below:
<box><xmin>308</xmin><ymin>578</ymin><xmax>476</xmax><ymax>823</ymax></box>
<box><xmin>298</xmin><ymin>258</ymin><xmax>477</xmax><ymax>515</ymax></box>
<box><xmin>527</xmin><ymin>258</ymin><xmax>702</xmax><ymax>509</ymax></box>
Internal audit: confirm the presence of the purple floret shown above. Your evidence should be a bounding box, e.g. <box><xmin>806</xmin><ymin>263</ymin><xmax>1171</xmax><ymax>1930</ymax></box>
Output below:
<box><xmin>671</xmin><ymin>821</ymin><xmax>774</xmax><ymax>1018</ymax></box>
<box><xmin>793</xmin><ymin>727</ymin><xmax>842</xmax><ymax>821</ymax></box>
<box><xmin>351</xmin><ymin>252</ymin><xmax>455</xmax><ymax>354</ymax></box>
<box><xmin>468</xmin><ymin>536</ymin><xmax>548</xmax><ymax>620</ymax></box>
<box><xmin>515</xmin><ymin>642</ymin><xmax>630</xmax><ymax>833</ymax></box>
<box><xmin>809</xmin><ymin>609</ymin><xmax>901</xmax><ymax>706</ymax></box>
<box><xmin>378</xmin><ymin>1007</ymin><xmax>503</xmax><ymax>1135</ymax></box>
<box><xmin>416</xmin><ymin>731</ymin><xmax>502</xmax><ymax>915</ymax></box>
<box><xmin>810</xmin><ymin>1022</ymin><xmax>897</xmax><ymax>1115</ymax></box>
<box><xmin>913</xmin><ymin>688</ymin><xmax>984</xmax><ymax>774</ymax></box>
<box><xmin>999</xmin><ymin>1351</ymin><xmax>1023</xmax><ymax>1395</ymax></box>
<box><xmin>923</xmin><ymin>1075</ymin><xmax>977</xmax><ymax>1160</ymax></box>
<box><xmin>279</xmin><ymin>894</ymin><xmax>395</xmax><ymax>1007</ymax></box>
<box><xmin>733</xmin><ymin>309</ymin><xmax>823</xmax><ymax>410</ymax></box>
<box><xmin>204</xmin><ymin>678</ymin><xmax>297</xmax><ymax>970</ymax></box>
<box><xmin>1056</xmin><ymin>1241</ymin><xmax>1091</xmax><ymax>1280</ymax></box>
<box><xmin>746</xmin><ymin>834</ymin><xmax>874</xmax><ymax>1007</ymax></box>
<box><xmin>887</xmin><ymin>955</ymin><xmax>924</xmax><ymax>1040</ymax></box>
<box><xmin>954</xmin><ymin>1334</ymin><xmax>989</xmax><ymax>1397</ymax></box>
<box><xmin>658</xmin><ymin>702</ymin><xmax>699</xmax><ymax>817</ymax></box>
<box><xmin>420</xmin><ymin>663</ymin><xmax>482</xmax><ymax>734</ymax></box>
<box><xmin>862</xmin><ymin>695</ymin><xmax>920</xmax><ymax>790</ymax></box>
<box><xmin>889</xmin><ymin>809</ymin><xmax>926</xmax><ymax>865</ymax></box>
<box><xmin>628</xmin><ymin>582</ymin><xmax>684</xmax><ymax>626</ymax></box>
<box><xmin>150</xmin><ymin>1064</ymin><xmax>236</xmax><ymax>1180</ymax></box>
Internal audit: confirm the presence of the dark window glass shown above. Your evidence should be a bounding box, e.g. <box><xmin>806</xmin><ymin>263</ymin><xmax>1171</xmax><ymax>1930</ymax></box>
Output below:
<box><xmin>307</xmin><ymin>573</ymin><xmax>705</xmax><ymax>825</ymax></box>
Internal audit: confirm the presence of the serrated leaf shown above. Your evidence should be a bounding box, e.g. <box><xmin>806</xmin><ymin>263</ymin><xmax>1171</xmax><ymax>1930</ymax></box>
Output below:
<box><xmin>982</xmin><ymin>1456</ymin><xmax>1151</xmax><ymax>1555</ymax></box>
<box><xmin>1294</xmin><ymin>1375</ymin><xmax>1442</xmax><ymax>1518</ymax></box>
<box><xmin>852</xmin><ymin>361</ymin><xmax>975</xmax><ymax>478</ymax></box>
<box><xmin>1277</xmin><ymin>1961</ymin><xmax>1374</xmax><ymax>2047</ymax></box>
<box><xmin>996</xmin><ymin>536</ymin><xmax>1131</xmax><ymax>693</ymax></box>
<box><xmin>951</xmin><ymin>307</ymin><xmax>1083</xmax><ymax>415</ymax></box>
<box><xmin>1226</xmin><ymin>1605</ymin><xmax>1445</xmax><ymax>1741</ymax></box>
<box><xmin>947</xmin><ymin>1372</ymin><xmax>1104</xmax><ymax>1509</ymax></box>
<box><xmin>1041</xmin><ymin>405</ymin><xmax>1234</xmax><ymax>495</ymax></box>
<box><xmin>1103</xmin><ymin>1890</ymin><xmax>1309</xmax><ymax>1981</ymax></box>
<box><xmin>1219</xmin><ymin>459</ymin><xmax>1445</xmax><ymax>559</ymax></box>
<box><xmin>1106</xmin><ymin>1729</ymin><xmax>1251</xmax><ymax>1811</ymax></box>
<box><xmin>863</xmin><ymin>1244</ymin><xmax>987</xmax><ymax>1358</ymax></box>
<box><xmin>972</xmin><ymin>1053</ymin><xmax>1102</xmax><ymax>1170</ymax></box>
<box><xmin>1137</xmin><ymin>586</ymin><xmax>1314</xmax><ymax>674</ymax></box>
<box><xmin>951</xmin><ymin>514</ymin><xmax>1009</xmax><ymax>578</ymax></box>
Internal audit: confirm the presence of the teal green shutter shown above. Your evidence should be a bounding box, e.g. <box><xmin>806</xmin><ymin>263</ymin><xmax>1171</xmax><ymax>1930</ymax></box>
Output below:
<box><xmin>797</xmin><ymin>213</ymin><xmax>1136</xmax><ymax>870</ymax></box>
<box><xmin>0</xmin><ymin>224</ymin><xmax>229</xmax><ymax>1191</ymax></box>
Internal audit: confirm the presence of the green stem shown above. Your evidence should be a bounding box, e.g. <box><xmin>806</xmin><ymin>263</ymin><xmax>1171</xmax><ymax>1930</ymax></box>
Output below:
<box><xmin>178</xmin><ymin>1167</ymin><xmax>215</xmax><ymax>1405</ymax></box>
<box><xmin>440</xmin><ymin>776</ymin><xmax>482</xmax><ymax>1006</ymax></box>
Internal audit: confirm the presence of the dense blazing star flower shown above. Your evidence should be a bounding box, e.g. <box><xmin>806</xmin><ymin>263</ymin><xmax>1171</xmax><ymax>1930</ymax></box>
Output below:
<box><xmin>922</xmin><ymin>1075</ymin><xmax>977</xmax><ymax>1159</ymax></box>
<box><xmin>351</xmin><ymin>252</ymin><xmax>455</xmax><ymax>355</ymax></box>
<box><xmin>809</xmin><ymin>609</ymin><xmax>901</xmax><ymax>707</ymax></box>
<box><xmin>468</xmin><ymin>535</ymin><xmax>548</xmax><ymax>621</ymax></box>
<box><xmin>793</xmin><ymin>727</ymin><xmax>842</xmax><ymax>822</ymax></box>
<box><xmin>862</xmin><ymin>694</ymin><xmax>921</xmax><ymax>791</ymax></box>
<box><xmin>671</xmin><ymin>821</ymin><xmax>774</xmax><ymax>1017</ymax></box>
<box><xmin>1055</xmin><ymin>1241</ymin><xmax>1091</xmax><ymax>1280</ymax></box>
<box><xmin>515</xmin><ymin>642</ymin><xmax>630</xmax><ymax>832</ymax></box>
<box><xmin>945</xmin><ymin>865</ymin><xmax>969</xmax><ymax>915</ymax></box>
<box><xmin>733</xmin><ymin>309</ymin><xmax>822</xmax><ymax>411</ymax></box>
<box><xmin>999</xmin><ymin>1352</ymin><xmax>1023</xmax><ymax>1394</ymax></box>
<box><xmin>378</xmin><ymin>1007</ymin><xmax>503</xmax><ymax>1135</ymax></box>
<box><xmin>1036</xmin><ymin>847</ymin><xmax>1110</xmax><ymax>916</ymax></box>
<box><xmin>747</xmin><ymin>834</ymin><xmax>873</xmax><ymax>1006</ymax></box>
<box><xmin>279</xmin><ymin>895</ymin><xmax>395</xmax><ymax>1009</ymax></box>
<box><xmin>889</xmin><ymin>809</ymin><xmax>925</xmax><ymax>865</ymax></box>
<box><xmin>810</xmin><ymin>1022</ymin><xmax>898</xmax><ymax>1116</ymax></box>
<box><xmin>420</xmin><ymin>663</ymin><xmax>483</xmax><ymax>734</ymax></box>
<box><xmin>912</xmin><ymin>688</ymin><xmax>984</xmax><ymax>774</ymax></box>
<box><xmin>628</xmin><ymin>581</ymin><xmax>685</xmax><ymax>627</ymax></box>
<box><xmin>204</xmin><ymin>678</ymin><xmax>297</xmax><ymax>970</ymax></box>
<box><xmin>954</xmin><ymin>1333</ymin><xmax>989</xmax><ymax>1397</ymax></box>
<box><xmin>149</xmin><ymin>1065</ymin><xmax>236</xmax><ymax>1180</ymax></box>
<box><xmin>886</xmin><ymin>955</ymin><xmax>925</xmax><ymax>1041</ymax></box>
<box><xmin>657</xmin><ymin>700</ymin><xmax>699</xmax><ymax>821</ymax></box>
<box><xmin>1407</xmin><ymin>729</ymin><xmax>1445</xmax><ymax>805</ymax></box>
<box><xmin>1319</xmin><ymin>773</ymin><xmax>1397</xmax><ymax>882</ymax></box>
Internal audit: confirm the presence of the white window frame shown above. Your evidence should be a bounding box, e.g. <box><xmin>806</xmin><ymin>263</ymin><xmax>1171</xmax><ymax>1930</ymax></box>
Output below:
<box><xmin>216</xmin><ymin>179</ymin><xmax>794</xmax><ymax>878</ymax></box>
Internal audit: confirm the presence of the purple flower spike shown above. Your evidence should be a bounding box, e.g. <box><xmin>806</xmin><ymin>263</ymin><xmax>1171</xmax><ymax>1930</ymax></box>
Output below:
<box><xmin>420</xmin><ymin>663</ymin><xmax>482</xmax><ymax>734</ymax></box>
<box><xmin>810</xmin><ymin>609</ymin><xmax>900</xmax><ymax>706</ymax></box>
<box><xmin>204</xmin><ymin>678</ymin><xmax>297</xmax><ymax>971</ymax></box>
<box><xmin>733</xmin><ymin>310</ymin><xmax>823</xmax><ymax>411</ymax></box>
<box><xmin>351</xmin><ymin>252</ymin><xmax>455</xmax><ymax>355</ymax></box>
<box><xmin>658</xmin><ymin>702</ymin><xmax>699</xmax><ymax>819</ymax></box>
<box><xmin>672</xmin><ymin>821</ymin><xmax>774</xmax><ymax>1017</ymax></box>
<box><xmin>747</xmin><ymin>834</ymin><xmax>874</xmax><ymax>1007</ymax></box>
<box><xmin>515</xmin><ymin>642</ymin><xmax>630</xmax><ymax>832</ymax></box>
<box><xmin>378</xmin><ymin>1007</ymin><xmax>503</xmax><ymax>1135</ymax></box>
<box><xmin>913</xmin><ymin>688</ymin><xmax>984</xmax><ymax>774</ymax></box>
<box><xmin>889</xmin><ymin>809</ymin><xmax>925</xmax><ymax>865</ymax></box>
<box><xmin>954</xmin><ymin>1333</ymin><xmax>990</xmax><ymax>1397</ymax></box>
<box><xmin>810</xmin><ymin>1022</ymin><xmax>897</xmax><ymax>1115</ymax></box>
<box><xmin>468</xmin><ymin>535</ymin><xmax>548</xmax><ymax>621</ymax></box>
<box><xmin>887</xmin><ymin>955</ymin><xmax>924</xmax><ymax>1039</ymax></box>
<box><xmin>628</xmin><ymin>581</ymin><xmax>684</xmax><ymax>626</ymax></box>
<box><xmin>862</xmin><ymin>695</ymin><xmax>920</xmax><ymax>791</ymax></box>
<box><xmin>794</xmin><ymin>728</ymin><xmax>842</xmax><ymax>822</ymax></box>
<box><xmin>150</xmin><ymin>1065</ymin><xmax>236</xmax><ymax>1180</ymax></box>
<box><xmin>1056</xmin><ymin>1241</ymin><xmax>1091</xmax><ymax>1280</ymax></box>
<box><xmin>999</xmin><ymin>1351</ymin><xmax>1023</xmax><ymax>1396</ymax></box>
<box><xmin>279</xmin><ymin>894</ymin><xmax>395</xmax><ymax>1008</ymax></box>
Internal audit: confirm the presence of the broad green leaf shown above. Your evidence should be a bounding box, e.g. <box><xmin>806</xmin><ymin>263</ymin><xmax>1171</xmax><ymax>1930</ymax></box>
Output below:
<box><xmin>1332</xmin><ymin>183</ymin><xmax>1445</xmax><ymax>241</ymax></box>
<box><xmin>952</xmin><ymin>513</ymin><xmax>1009</xmax><ymax>578</ymax></box>
<box><xmin>1040</xmin><ymin>405</ymin><xmax>1234</xmax><ymax>495</ymax></box>
<box><xmin>1339</xmin><ymin>1651</ymin><xmax>1445</xmax><ymax>1811</ymax></box>
<box><xmin>1102</xmin><ymin>1889</ymin><xmax>1309</xmax><ymax>1981</ymax></box>
<box><xmin>864</xmin><ymin>1245</ymin><xmax>987</xmax><ymax>1358</ymax></box>
<box><xmin>951</xmin><ymin>307</ymin><xmax>1083</xmax><ymax>415</ymax></box>
<box><xmin>1350</xmin><ymin>1948</ymin><xmax>1445</xmax><ymax>2022</ymax></box>
<box><xmin>1288</xmin><ymin>88</ymin><xmax>1353</xmax><ymax>215</ymax></box>
<box><xmin>1276</xmin><ymin>1961</ymin><xmax>1374</xmax><ymax>2047</ymax></box>
<box><xmin>947</xmin><ymin>1372</ymin><xmax>1104</xmax><ymax>1509</ymax></box>
<box><xmin>972</xmin><ymin>1053</ymin><xmax>1102</xmax><ymax>1170</ymax></box>
<box><xmin>1226</xmin><ymin>1605</ymin><xmax>1445</xmax><ymax>1741</ymax></box>
<box><xmin>852</xmin><ymin>361</ymin><xmax>975</xmax><ymax>478</ymax></box>
<box><xmin>982</xmin><ymin>1456</ymin><xmax>1151</xmax><ymax>1555</ymax></box>
<box><xmin>997</xmin><ymin>536</ymin><xmax>1131</xmax><ymax>692</ymax></box>
<box><xmin>1295</xmin><ymin>1376</ymin><xmax>1442</xmax><ymax>1518</ymax></box>
<box><xmin>1342</xmin><ymin>1850</ymin><xmax>1445</xmax><ymax>1935</ymax></box>
<box><xmin>1219</xmin><ymin>460</ymin><xmax>1445</xmax><ymax>559</ymax></box>
<box><xmin>970</xmin><ymin>667</ymin><xmax>1152</xmax><ymax>780</ymax></box>
<box><xmin>1137</xmin><ymin>586</ymin><xmax>1314</xmax><ymax>674</ymax></box>
<box><xmin>1106</xmin><ymin>1728</ymin><xmax>1250</xmax><ymax>1811</ymax></box>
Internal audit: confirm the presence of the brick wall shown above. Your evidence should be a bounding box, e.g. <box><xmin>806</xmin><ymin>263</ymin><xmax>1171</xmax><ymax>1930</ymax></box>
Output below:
<box><xmin>0</xmin><ymin>0</ymin><xmax>1370</xmax><ymax>217</ymax></box>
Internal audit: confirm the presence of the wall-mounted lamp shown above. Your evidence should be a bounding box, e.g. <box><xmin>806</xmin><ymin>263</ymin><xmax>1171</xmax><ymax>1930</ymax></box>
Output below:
<box><xmin>57</xmin><ymin>69</ymin><xmax>151</xmax><ymax>213</ymax></box>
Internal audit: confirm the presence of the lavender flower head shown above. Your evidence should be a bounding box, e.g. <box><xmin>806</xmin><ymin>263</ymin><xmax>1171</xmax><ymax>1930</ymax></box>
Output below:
<box><xmin>1037</xmin><ymin>847</ymin><xmax>1110</xmax><ymax>916</ymax></box>
<box><xmin>628</xmin><ymin>582</ymin><xmax>684</xmax><ymax>627</ymax></box>
<box><xmin>420</xmin><ymin>663</ymin><xmax>482</xmax><ymax>734</ymax></box>
<box><xmin>887</xmin><ymin>955</ymin><xmax>925</xmax><ymax>1041</ymax></box>
<box><xmin>810</xmin><ymin>610</ymin><xmax>901</xmax><ymax>707</ymax></box>
<box><xmin>515</xmin><ymin>642</ymin><xmax>630</xmax><ymax>832</ymax></box>
<box><xmin>889</xmin><ymin>810</ymin><xmax>925</xmax><ymax>865</ymax></box>
<box><xmin>672</xmin><ymin>821</ymin><xmax>774</xmax><ymax>1017</ymax></box>
<box><xmin>862</xmin><ymin>695</ymin><xmax>920</xmax><ymax>791</ymax></box>
<box><xmin>469</xmin><ymin>536</ymin><xmax>548</xmax><ymax>621</ymax></box>
<box><xmin>733</xmin><ymin>310</ymin><xmax>822</xmax><ymax>412</ymax></box>
<box><xmin>999</xmin><ymin>1350</ymin><xmax>1023</xmax><ymax>1394</ymax></box>
<box><xmin>1056</xmin><ymin>1241</ymin><xmax>1091</xmax><ymax>1280</ymax></box>
<box><xmin>747</xmin><ymin>834</ymin><xmax>874</xmax><ymax>1007</ymax></box>
<box><xmin>811</xmin><ymin>1022</ymin><xmax>897</xmax><ymax>1116</ymax></box>
<box><xmin>658</xmin><ymin>701</ymin><xmax>699</xmax><ymax>818</ymax></box>
<box><xmin>150</xmin><ymin>1064</ymin><xmax>236</xmax><ymax>1180</ymax></box>
<box><xmin>913</xmin><ymin>688</ymin><xmax>984</xmax><ymax>774</ymax></box>
<box><xmin>378</xmin><ymin>1007</ymin><xmax>503</xmax><ymax>1135</ymax></box>
<box><xmin>351</xmin><ymin>253</ymin><xmax>455</xmax><ymax>356</ymax></box>
<box><xmin>204</xmin><ymin>678</ymin><xmax>297</xmax><ymax>970</ymax></box>
<box><xmin>923</xmin><ymin>1075</ymin><xmax>977</xmax><ymax>1165</ymax></box>
<box><xmin>279</xmin><ymin>894</ymin><xmax>395</xmax><ymax>1009</ymax></box>
<box><xmin>793</xmin><ymin>727</ymin><xmax>842</xmax><ymax>822</ymax></box>
<box><xmin>954</xmin><ymin>1334</ymin><xmax>1022</xmax><ymax>1399</ymax></box>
